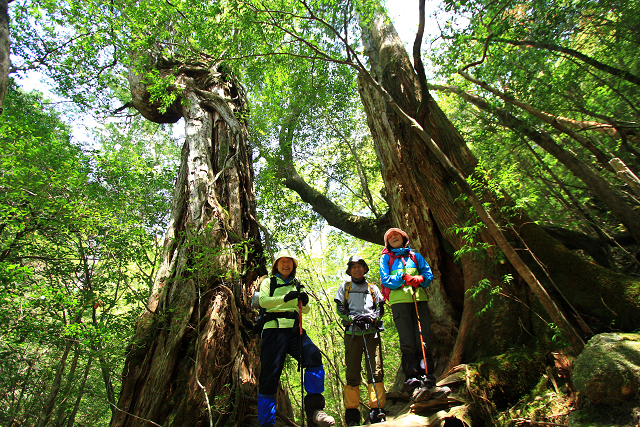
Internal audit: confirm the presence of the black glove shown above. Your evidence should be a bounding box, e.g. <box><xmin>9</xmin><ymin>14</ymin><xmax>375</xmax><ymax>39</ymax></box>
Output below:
<box><xmin>353</xmin><ymin>315</ymin><xmax>372</xmax><ymax>329</ymax></box>
<box><xmin>299</xmin><ymin>292</ymin><xmax>309</xmax><ymax>306</ymax></box>
<box><xmin>283</xmin><ymin>290</ymin><xmax>299</xmax><ymax>302</ymax></box>
<box><xmin>335</xmin><ymin>300</ymin><xmax>350</xmax><ymax>316</ymax></box>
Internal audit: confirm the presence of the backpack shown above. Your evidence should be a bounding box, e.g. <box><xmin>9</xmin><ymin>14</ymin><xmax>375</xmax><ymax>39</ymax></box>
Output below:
<box><xmin>380</xmin><ymin>250</ymin><xmax>418</xmax><ymax>301</ymax></box>
<box><xmin>252</xmin><ymin>276</ymin><xmax>300</xmax><ymax>335</ymax></box>
<box><xmin>344</xmin><ymin>281</ymin><xmax>378</xmax><ymax>310</ymax></box>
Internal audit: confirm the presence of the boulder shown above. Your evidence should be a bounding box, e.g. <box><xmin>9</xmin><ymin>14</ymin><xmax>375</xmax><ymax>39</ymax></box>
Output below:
<box><xmin>572</xmin><ymin>333</ymin><xmax>640</xmax><ymax>405</ymax></box>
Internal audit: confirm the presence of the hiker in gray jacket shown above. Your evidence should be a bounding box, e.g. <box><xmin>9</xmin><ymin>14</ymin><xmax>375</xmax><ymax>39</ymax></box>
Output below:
<box><xmin>335</xmin><ymin>255</ymin><xmax>386</xmax><ymax>425</ymax></box>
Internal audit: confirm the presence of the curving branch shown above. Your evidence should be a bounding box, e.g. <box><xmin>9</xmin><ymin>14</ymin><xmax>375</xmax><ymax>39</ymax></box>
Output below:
<box><xmin>412</xmin><ymin>0</ymin><xmax>429</xmax><ymax>112</ymax></box>
<box><xmin>274</xmin><ymin>110</ymin><xmax>387</xmax><ymax>245</ymax></box>
<box><xmin>279</xmin><ymin>158</ymin><xmax>387</xmax><ymax>245</ymax></box>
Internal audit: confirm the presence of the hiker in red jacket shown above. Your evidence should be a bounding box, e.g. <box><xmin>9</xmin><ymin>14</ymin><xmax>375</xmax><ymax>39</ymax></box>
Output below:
<box><xmin>379</xmin><ymin>228</ymin><xmax>451</xmax><ymax>402</ymax></box>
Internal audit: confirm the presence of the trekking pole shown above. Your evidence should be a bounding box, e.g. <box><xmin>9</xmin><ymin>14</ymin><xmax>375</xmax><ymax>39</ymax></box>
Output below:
<box><xmin>297</xmin><ymin>282</ymin><xmax>305</xmax><ymax>427</ymax></box>
<box><xmin>358</xmin><ymin>325</ymin><xmax>385</xmax><ymax>423</ymax></box>
<box><xmin>412</xmin><ymin>291</ymin><xmax>429</xmax><ymax>376</ymax></box>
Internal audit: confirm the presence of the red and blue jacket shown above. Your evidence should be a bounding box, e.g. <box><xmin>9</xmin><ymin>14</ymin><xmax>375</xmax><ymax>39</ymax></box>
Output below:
<box><xmin>379</xmin><ymin>246</ymin><xmax>433</xmax><ymax>305</ymax></box>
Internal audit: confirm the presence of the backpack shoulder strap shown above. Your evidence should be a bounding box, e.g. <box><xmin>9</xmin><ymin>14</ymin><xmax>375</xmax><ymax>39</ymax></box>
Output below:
<box><xmin>368</xmin><ymin>282</ymin><xmax>378</xmax><ymax>309</ymax></box>
<box><xmin>409</xmin><ymin>251</ymin><xmax>419</xmax><ymax>268</ymax></box>
<box><xmin>269</xmin><ymin>276</ymin><xmax>280</xmax><ymax>297</ymax></box>
<box><xmin>386</xmin><ymin>252</ymin><xmax>396</xmax><ymax>270</ymax></box>
<box><xmin>269</xmin><ymin>276</ymin><xmax>300</xmax><ymax>297</ymax></box>
<box><xmin>344</xmin><ymin>281</ymin><xmax>352</xmax><ymax>303</ymax></box>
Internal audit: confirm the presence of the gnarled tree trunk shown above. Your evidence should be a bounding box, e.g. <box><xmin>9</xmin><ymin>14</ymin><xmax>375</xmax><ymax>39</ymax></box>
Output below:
<box><xmin>110</xmin><ymin>61</ymin><xmax>266</xmax><ymax>427</ymax></box>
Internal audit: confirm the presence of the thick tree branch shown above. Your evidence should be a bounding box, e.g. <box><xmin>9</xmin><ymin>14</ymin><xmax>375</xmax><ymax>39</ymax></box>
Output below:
<box><xmin>275</xmin><ymin>112</ymin><xmax>387</xmax><ymax>245</ymax></box>
<box><xmin>281</xmin><ymin>170</ymin><xmax>387</xmax><ymax>245</ymax></box>
<box><xmin>540</xmin><ymin>225</ymin><xmax>610</xmax><ymax>268</ymax></box>
<box><xmin>412</xmin><ymin>0</ymin><xmax>429</xmax><ymax>115</ymax></box>
<box><xmin>324</xmin><ymin>117</ymin><xmax>380</xmax><ymax>218</ymax></box>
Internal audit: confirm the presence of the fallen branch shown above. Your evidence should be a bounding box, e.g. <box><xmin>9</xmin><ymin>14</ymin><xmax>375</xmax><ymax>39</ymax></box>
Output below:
<box><xmin>513</xmin><ymin>418</ymin><xmax>567</xmax><ymax>426</ymax></box>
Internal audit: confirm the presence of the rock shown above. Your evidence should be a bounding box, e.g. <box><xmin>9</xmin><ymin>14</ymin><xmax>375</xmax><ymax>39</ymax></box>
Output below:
<box><xmin>572</xmin><ymin>333</ymin><xmax>640</xmax><ymax>405</ymax></box>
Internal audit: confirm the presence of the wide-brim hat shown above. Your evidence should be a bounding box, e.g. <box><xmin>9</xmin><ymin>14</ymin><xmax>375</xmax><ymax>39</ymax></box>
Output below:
<box><xmin>384</xmin><ymin>228</ymin><xmax>409</xmax><ymax>248</ymax></box>
<box><xmin>346</xmin><ymin>255</ymin><xmax>369</xmax><ymax>275</ymax></box>
<box><xmin>272</xmin><ymin>249</ymin><xmax>299</xmax><ymax>272</ymax></box>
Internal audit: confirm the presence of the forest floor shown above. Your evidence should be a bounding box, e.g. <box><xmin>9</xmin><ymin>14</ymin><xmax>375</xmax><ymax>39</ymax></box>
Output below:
<box><xmin>377</xmin><ymin>363</ymin><xmax>640</xmax><ymax>427</ymax></box>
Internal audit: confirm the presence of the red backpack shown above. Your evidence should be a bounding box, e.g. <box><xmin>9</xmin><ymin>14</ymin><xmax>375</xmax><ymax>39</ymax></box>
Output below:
<box><xmin>380</xmin><ymin>249</ymin><xmax>418</xmax><ymax>301</ymax></box>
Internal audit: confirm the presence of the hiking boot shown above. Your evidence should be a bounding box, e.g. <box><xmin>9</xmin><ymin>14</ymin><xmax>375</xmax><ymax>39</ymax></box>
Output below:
<box><xmin>311</xmin><ymin>409</ymin><xmax>336</xmax><ymax>427</ymax></box>
<box><xmin>429</xmin><ymin>385</ymin><xmax>451</xmax><ymax>400</ymax></box>
<box><xmin>411</xmin><ymin>386</ymin><xmax>432</xmax><ymax>401</ymax></box>
<box><xmin>369</xmin><ymin>407</ymin><xmax>386</xmax><ymax>423</ymax></box>
<box><xmin>345</xmin><ymin>408</ymin><xmax>360</xmax><ymax>426</ymax></box>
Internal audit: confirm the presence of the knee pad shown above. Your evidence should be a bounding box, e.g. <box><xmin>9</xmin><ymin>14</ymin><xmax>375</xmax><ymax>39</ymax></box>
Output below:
<box><xmin>304</xmin><ymin>365</ymin><xmax>325</xmax><ymax>394</ymax></box>
<box><xmin>343</xmin><ymin>385</ymin><xmax>360</xmax><ymax>409</ymax></box>
<box><xmin>257</xmin><ymin>394</ymin><xmax>276</xmax><ymax>426</ymax></box>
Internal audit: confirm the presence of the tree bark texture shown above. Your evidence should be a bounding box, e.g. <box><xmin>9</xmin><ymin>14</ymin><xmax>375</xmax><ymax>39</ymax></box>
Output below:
<box><xmin>358</xmin><ymin>16</ymin><xmax>535</xmax><ymax>372</ymax></box>
<box><xmin>111</xmin><ymin>64</ymin><xmax>266</xmax><ymax>427</ymax></box>
<box><xmin>0</xmin><ymin>0</ymin><xmax>9</xmax><ymax>114</ymax></box>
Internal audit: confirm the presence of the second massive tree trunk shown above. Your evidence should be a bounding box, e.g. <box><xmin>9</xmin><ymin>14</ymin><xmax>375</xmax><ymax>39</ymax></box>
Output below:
<box><xmin>357</xmin><ymin>14</ymin><xmax>640</xmax><ymax>372</ymax></box>
<box><xmin>359</xmin><ymin>18</ymin><xmax>531</xmax><ymax>372</ymax></box>
<box><xmin>111</xmin><ymin>64</ymin><xmax>265</xmax><ymax>427</ymax></box>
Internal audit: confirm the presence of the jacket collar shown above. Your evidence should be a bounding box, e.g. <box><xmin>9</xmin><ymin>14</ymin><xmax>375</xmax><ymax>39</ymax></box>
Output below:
<box><xmin>275</xmin><ymin>273</ymin><xmax>295</xmax><ymax>283</ymax></box>
<box><xmin>383</xmin><ymin>246</ymin><xmax>411</xmax><ymax>257</ymax></box>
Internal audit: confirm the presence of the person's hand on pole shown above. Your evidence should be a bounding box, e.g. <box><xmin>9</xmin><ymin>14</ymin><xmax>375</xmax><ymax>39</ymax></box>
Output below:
<box><xmin>283</xmin><ymin>290</ymin><xmax>299</xmax><ymax>302</ymax></box>
<box><xmin>353</xmin><ymin>314</ymin><xmax>372</xmax><ymax>329</ymax></box>
<box><xmin>403</xmin><ymin>274</ymin><xmax>424</xmax><ymax>289</ymax></box>
<box><xmin>299</xmin><ymin>292</ymin><xmax>309</xmax><ymax>306</ymax></box>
